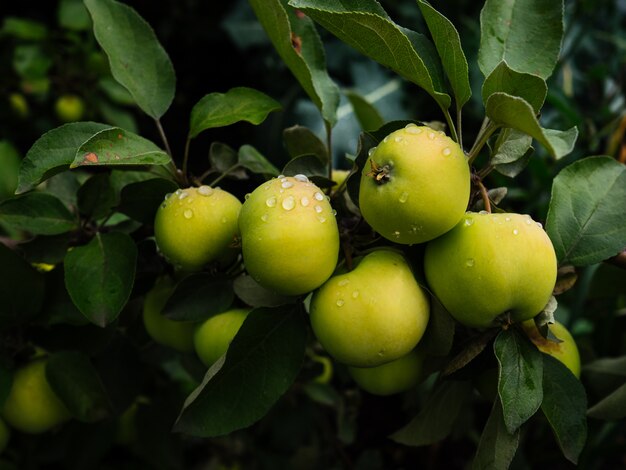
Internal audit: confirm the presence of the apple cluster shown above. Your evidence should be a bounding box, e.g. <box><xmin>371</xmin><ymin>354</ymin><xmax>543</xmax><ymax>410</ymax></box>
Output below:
<box><xmin>145</xmin><ymin>124</ymin><xmax>580</xmax><ymax>396</ymax></box>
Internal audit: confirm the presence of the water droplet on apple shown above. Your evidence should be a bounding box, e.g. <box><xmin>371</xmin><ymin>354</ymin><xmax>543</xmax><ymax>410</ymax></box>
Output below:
<box><xmin>505</xmin><ymin>216</ymin><xmax>511</xmax><ymax>222</ymax></box>
<box><xmin>536</xmin><ymin>222</ymin><xmax>543</xmax><ymax>229</ymax></box>
<box><xmin>525</xmin><ymin>219</ymin><xmax>533</xmax><ymax>225</ymax></box>
<box><xmin>198</xmin><ymin>185</ymin><xmax>213</xmax><ymax>196</ymax></box>
<box><xmin>301</xmin><ymin>196</ymin><xmax>310</xmax><ymax>207</ymax></box>
<box><xmin>478</xmin><ymin>210</ymin><xmax>489</xmax><ymax>215</ymax></box>
<box><xmin>294</xmin><ymin>174</ymin><xmax>309</xmax><ymax>182</ymax></box>
<box><xmin>331</xmin><ymin>209</ymin><xmax>337</xmax><ymax>216</ymax></box>
<box><xmin>428</xmin><ymin>132</ymin><xmax>435</xmax><ymax>140</ymax></box>
<box><xmin>318</xmin><ymin>216</ymin><xmax>327</xmax><ymax>223</ymax></box>
<box><xmin>164</xmin><ymin>192</ymin><xmax>173</xmax><ymax>200</ymax></box>
<box><xmin>338</xmin><ymin>279</ymin><xmax>349</xmax><ymax>287</ymax></box>
<box><xmin>465</xmin><ymin>258</ymin><xmax>475</xmax><ymax>267</ymax></box>
<box><xmin>394</xmin><ymin>136</ymin><xmax>403</xmax><ymax>143</ymax></box>
<box><xmin>314</xmin><ymin>192</ymin><xmax>324</xmax><ymax>201</ymax></box>
<box><xmin>336</xmin><ymin>299</ymin><xmax>345</xmax><ymax>307</ymax></box>
<box><xmin>178</xmin><ymin>191</ymin><xmax>189</xmax><ymax>200</ymax></box>
<box><xmin>368</xmin><ymin>147</ymin><xmax>377</xmax><ymax>157</ymax></box>
<box><xmin>261</xmin><ymin>214</ymin><xmax>269</xmax><ymax>222</ymax></box>
<box><xmin>399</xmin><ymin>192</ymin><xmax>409</xmax><ymax>203</ymax></box>
<box><xmin>277</xmin><ymin>174</ymin><xmax>285</xmax><ymax>179</ymax></box>
<box><xmin>183</xmin><ymin>209</ymin><xmax>193</xmax><ymax>219</ymax></box>
<box><xmin>244</xmin><ymin>193</ymin><xmax>250</xmax><ymax>200</ymax></box>
<box><xmin>513</xmin><ymin>229</ymin><xmax>519</xmax><ymax>235</ymax></box>
<box><xmin>352</xmin><ymin>290</ymin><xmax>359</xmax><ymax>299</ymax></box>
<box><xmin>282</xmin><ymin>196</ymin><xmax>295</xmax><ymax>211</ymax></box>
<box><xmin>463</xmin><ymin>217</ymin><xmax>474</xmax><ymax>227</ymax></box>
<box><xmin>383</xmin><ymin>136</ymin><xmax>390</xmax><ymax>143</ymax></box>
<box><xmin>281</xmin><ymin>181</ymin><xmax>293</xmax><ymax>189</ymax></box>
<box><xmin>314</xmin><ymin>205</ymin><xmax>323</xmax><ymax>214</ymax></box>
<box><xmin>393</xmin><ymin>231</ymin><xmax>401</xmax><ymax>238</ymax></box>
<box><xmin>266</xmin><ymin>196</ymin><xmax>277</xmax><ymax>207</ymax></box>
<box><xmin>442</xmin><ymin>147</ymin><xmax>451</xmax><ymax>156</ymax></box>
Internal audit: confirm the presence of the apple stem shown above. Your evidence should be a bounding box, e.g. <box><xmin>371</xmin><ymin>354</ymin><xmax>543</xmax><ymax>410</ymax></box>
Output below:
<box><xmin>477</xmin><ymin>180</ymin><xmax>492</xmax><ymax>213</ymax></box>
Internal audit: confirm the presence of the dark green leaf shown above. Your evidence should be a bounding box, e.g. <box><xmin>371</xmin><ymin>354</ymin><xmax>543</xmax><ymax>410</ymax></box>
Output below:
<box><xmin>174</xmin><ymin>306</ymin><xmax>307</xmax><ymax>437</ymax></box>
<box><xmin>209</xmin><ymin>142</ymin><xmax>239</xmax><ymax>173</ymax></box>
<box><xmin>495</xmin><ymin>329</ymin><xmax>543</xmax><ymax>433</ymax></box>
<box><xmin>478</xmin><ymin>0</ymin><xmax>563</xmax><ymax>79</ymax></box>
<box><xmin>58</xmin><ymin>0</ymin><xmax>91</xmax><ymax>31</ymax></box>
<box><xmin>233</xmin><ymin>274</ymin><xmax>298</xmax><ymax>308</ymax></box>
<box><xmin>491</xmin><ymin>128</ymin><xmax>534</xmax><ymax>177</ymax></box>
<box><xmin>587</xmin><ymin>383</ymin><xmax>626</xmax><ymax>421</ymax></box>
<box><xmin>77</xmin><ymin>174</ymin><xmax>116</xmax><ymax>219</ymax></box>
<box><xmin>189</xmin><ymin>87</ymin><xmax>281</xmax><ymax>138</ymax></box>
<box><xmin>443</xmin><ymin>329</ymin><xmax>498</xmax><ymax>376</ymax></box>
<box><xmin>541</xmin><ymin>354</ymin><xmax>587</xmax><ymax>464</ymax></box>
<box><xmin>64</xmin><ymin>232</ymin><xmax>137</xmax><ymax>327</ymax></box>
<box><xmin>85</xmin><ymin>0</ymin><xmax>175</xmax><ymax>119</ymax></box>
<box><xmin>583</xmin><ymin>356</ymin><xmax>626</xmax><ymax>378</ymax></box>
<box><xmin>419</xmin><ymin>298</ymin><xmax>455</xmax><ymax>357</ymax></box>
<box><xmin>46</xmin><ymin>351</ymin><xmax>113</xmax><ymax>422</ymax></box>
<box><xmin>472</xmin><ymin>397</ymin><xmax>520</xmax><ymax>470</ymax></box>
<box><xmin>486</xmin><ymin>92</ymin><xmax>577</xmax><ymax>159</ymax></box>
<box><xmin>0</xmin><ymin>192</ymin><xmax>78</xmax><ymax>235</ymax></box>
<box><xmin>163</xmin><ymin>274</ymin><xmax>234</xmax><ymax>322</ymax></box>
<box><xmin>118</xmin><ymin>178</ymin><xmax>178</xmax><ymax>224</ymax></box>
<box><xmin>417</xmin><ymin>0</ymin><xmax>471</xmax><ymax>108</ymax></box>
<box><xmin>2</xmin><ymin>17</ymin><xmax>47</xmax><ymax>40</ymax></box>
<box><xmin>13</xmin><ymin>44</ymin><xmax>52</xmax><ymax>80</ymax></box>
<box><xmin>390</xmin><ymin>380</ymin><xmax>472</xmax><ymax>446</ymax></box>
<box><xmin>482</xmin><ymin>61</ymin><xmax>547</xmax><ymax>113</ymax></box>
<box><xmin>71</xmin><ymin>127</ymin><xmax>170</xmax><ymax>168</ymax></box>
<box><xmin>546</xmin><ymin>156</ymin><xmax>626</xmax><ymax>266</ymax></box>
<box><xmin>345</xmin><ymin>91</ymin><xmax>385</xmax><ymax>132</ymax></box>
<box><xmin>0</xmin><ymin>243</ymin><xmax>44</xmax><ymax>329</ymax></box>
<box><xmin>249</xmin><ymin>0</ymin><xmax>339</xmax><ymax>125</ymax></box>
<box><xmin>283</xmin><ymin>125</ymin><xmax>328</xmax><ymax>163</ymax></box>
<box><xmin>20</xmin><ymin>233</ymin><xmax>73</xmax><ymax>266</ymax></box>
<box><xmin>238</xmin><ymin>145</ymin><xmax>280</xmax><ymax>176</ymax></box>
<box><xmin>17</xmin><ymin>122</ymin><xmax>111</xmax><ymax>193</ymax></box>
<box><xmin>0</xmin><ymin>141</ymin><xmax>20</xmax><ymax>202</ymax></box>
<box><xmin>282</xmin><ymin>155</ymin><xmax>327</xmax><ymax>179</ymax></box>
<box><xmin>290</xmin><ymin>0</ymin><xmax>450</xmax><ymax>110</ymax></box>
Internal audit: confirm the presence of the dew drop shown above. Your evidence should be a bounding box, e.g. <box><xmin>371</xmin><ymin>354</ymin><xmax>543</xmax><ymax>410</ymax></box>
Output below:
<box><xmin>405</xmin><ymin>123</ymin><xmax>417</xmax><ymax>129</ymax></box>
<box><xmin>331</xmin><ymin>209</ymin><xmax>337</xmax><ymax>216</ymax></box>
<box><xmin>244</xmin><ymin>193</ymin><xmax>251</xmax><ymax>200</ymax></box>
<box><xmin>314</xmin><ymin>192</ymin><xmax>324</xmax><ymax>201</ymax></box>
<box><xmin>463</xmin><ymin>217</ymin><xmax>474</xmax><ymax>227</ymax></box>
<box><xmin>478</xmin><ymin>210</ymin><xmax>489</xmax><ymax>215</ymax></box>
<box><xmin>393</xmin><ymin>230</ymin><xmax>401</xmax><ymax>239</ymax></box>
<box><xmin>178</xmin><ymin>191</ymin><xmax>189</xmax><ymax>200</ymax></box>
<box><xmin>377</xmin><ymin>349</ymin><xmax>386</xmax><ymax>357</ymax></box>
<box><xmin>261</xmin><ymin>214</ymin><xmax>269</xmax><ymax>222</ymax></box>
<box><xmin>536</xmin><ymin>222</ymin><xmax>543</xmax><ymax>229</ymax></box>
<box><xmin>428</xmin><ymin>132</ymin><xmax>435</xmax><ymax>140</ymax></box>
<box><xmin>314</xmin><ymin>205</ymin><xmax>323</xmax><ymax>214</ymax></box>
<box><xmin>394</xmin><ymin>136</ymin><xmax>403</xmax><ymax>143</ymax></box>
<box><xmin>198</xmin><ymin>185</ymin><xmax>213</xmax><ymax>196</ymax></box>
<box><xmin>465</xmin><ymin>258</ymin><xmax>475</xmax><ymax>267</ymax></box>
<box><xmin>336</xmin><ymin>299</ymin><xmax>345</xmax><ymax>307</ymax></box>
<box><xmin>294</xmin><ymin>174</ymin><xmax>309</xmax><ymax>182</ymax></box>
<box><xmin>282</xmin><ymin>196</ymin><xmax>295</xmax><ymax>211</ymax></box>
<box><xmin>525</xmin><ymin>219</ymin><xmax>532</xmax><ymax>225</ymax></box>
<box><xmin>513</xmin><ymin>229</ymin><xmax>519</xmax><ymax>235</ymax></box>
<box><xmin>383</xmin><ymin>136</ymin><xmax>390</xmax><ymax>143</ymax></box>
<box><xmin>280</xmin><ymin>178</ymin><xmax>288</xmax><ymax>184</ymax></box>
<box><xmin>281</xmin><ymin>181</ymin><xmax>294</xmax><ymax>189</ymax></box>
<box><xmin>161</xmin><ymin>202</ymin><xmax>167</xmax><ymax>209</ymax></box>
<box><xmin>368</xmin><ymin>147</ymin><xmax>377</xmax><ymax>157</ymax></box>
<box><xmin>338</xmin><ymin>279</ymin><xmax>349</xmax><ymax>287</ymax></box>
<box><xmin>352</xmin><ymin>290</ymin><xmax>360</xmax><ymax>299</ymax></box>
<box><xmin>183</xmin><ymin>209</ymin><xmax>193</xmax><ymax>219</ymax></box>
<box><xmin>405</xmin><ymin>125</ymin><xmax>422</xmax><ymax>135</ymax></box>
<box><xmin>164</xmin><ymin>192</ymin><xmax>173</xmax><ymax>200</ymax></box>
<box><xmin>442</xmin><ymin>147</ymin><xmax>452</xmax><ymax>156</ymax></box>
<box><xmin>399</xmin><ymin>192</ymin><xmax>409</xmax><ymax>203</ymax></box>
<box><xmin>505</xmin><ymin>216</ymin><xmax>511</xmax><ymax>222</ymax></box>
<box><xmin>174</xmin><ymin>189</ymin><xmax>182</xmax><ymax>196</ymax></box>
<box><xmin>277</xmin><ymin>174</ymin><xmax>285</xmax><ymax>179</ymax></box>
<box><xmin>318</xmin><ymin>215</ymin><xmax>327</xmax><ymax>223</ymax></box>
<box><xmin>300</xmin><ymin>196</ymin><xmax>310</xmax><ymax>207</ymax></box>
<box><xmin>266</xmin><ymin>196</ymin><xmax>277</xmax><ymax>207</ymax></box>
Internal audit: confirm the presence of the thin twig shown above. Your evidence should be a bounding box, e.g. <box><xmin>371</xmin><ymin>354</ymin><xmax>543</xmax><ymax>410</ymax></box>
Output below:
<box><xmin>477</xmin><ymin>180</ymin><xmax>491</xmax><ymax>213</ymax></box>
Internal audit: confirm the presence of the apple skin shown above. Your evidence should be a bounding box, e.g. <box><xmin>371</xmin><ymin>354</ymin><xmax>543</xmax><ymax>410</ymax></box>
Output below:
<box><xmin>142</xmin><ymin>277</ymin><xmax>197</xmax><ymax>353</ymax></box>
<box><xmin>238</xmin><ymin>175</ymin><xmax>339</xmax><ymax>296</ymax></box>
<box><xmin>310</xmin><ymin>249</ymin><xmax>430</xmax><ymax>367</ymax></box>
<box><xmin>194</xmin><ymin>308</ymin><xmax>251</xmax><ymax>367</ymax></box>
<box><xmin>154</xmin><ymin>186</ymin><xmax>242</xmax><ymax>272</ymax></box>
<box><xmin>348</xmin><ymin>348</ymin><xmax>425</xmax><ymax>396</ymax></box>
<box><xmin>359</xmin><ymin>124</ymin><xmax>470</xmax><ymax>244</ymax></box>
<box><xmin>424</xmin><ymin>212</ymin><xmax>557</xmax><ymax>329</ymax></box>
<box><xmin>1</xmin><ymin>359</ymin><xmax>71</xmax><ymax>434</ymax></box>
<box><xmin>55</xmin><ymin>94</ymin><xmax>85</xmax><ymax>122</ymax></box>
<box><xmin>521</xmin><ymin>320</ymin><xmax>581</xmax><ymax>378</ymax></box>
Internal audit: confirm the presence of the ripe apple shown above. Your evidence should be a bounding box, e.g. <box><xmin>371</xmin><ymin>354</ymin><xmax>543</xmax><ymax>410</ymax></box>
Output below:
<box><xmin>0</xmin><ymin>418</ymin><xmax>9</xmax><ymax>453</ymax></box>
<box><xmin>424</xmin><ymin>212</ymin><xmax>557</xmax><ymax>329</ymax></box>
<box><xmin>1</xmin><ymin>359</ymin><xmax>71</xmax><ymax>434</ymax></box>
<box><xmin>238</xmin><ymin>175</ymin><xmax>340</xmax><ymax>296</ymax></box>
<box><xmin>194</xmin><ymin>308</ymin><xmax>251</xmax><ymax>367</ymax></box>
<box><xmin>359</xmin><ymin>124</ymin><xmax>470</xmax><ymax>244</ymax></box>
<box><xmin>309</xmin><ymin>249</ymin><xmax>430</xmax><ymax>367</ymax></box>
<box><xmin>154</xmin><ymin>186</ymin><xmax>242</xmax><ymax>272</ymax></box>
<box><xmin>521</xmin><ymin>320</ymin><xmax>581</xmax><ymax>378</ymax></box>
<box><xmin>348</xmin><ymin>348</ymin><xmax>425</xmax><ymax>396</ymax></box>
<box><xmin>55</xmin><ymin>94</ymin><xmax>85</xmax><ymax>122</ymax></box>
<box><xmin>142</xmin><ymin>277</ymin><xmax>197</xmax><ymax>353</ymax></box>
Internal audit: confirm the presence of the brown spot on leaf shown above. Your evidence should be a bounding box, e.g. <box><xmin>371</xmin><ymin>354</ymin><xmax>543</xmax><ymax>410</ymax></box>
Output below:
<box><xmin>290</xmin><ymin>32</ymin><xmax>302</xmax><ymax>54</ymax></box>
<box><xmin>84</xmin><ymin>152</ymin><xmax>98</xmax><ymax>163</ymax></box>
<box><xmin>117</xmin><ymin>133</ymin><xmax>123</xmax><ymax>139</ymax></box>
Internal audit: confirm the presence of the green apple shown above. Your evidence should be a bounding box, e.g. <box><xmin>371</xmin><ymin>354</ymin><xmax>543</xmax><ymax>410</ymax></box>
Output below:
<box><xmin>142</xmin><ymin>277</ymin><xmax>197</xmax><ymax>353</ymax></box>
<box><xmin>194</xmin><ymin>308</ymin><xmax>251</xmax><ymax>367</ymax></box>
<box><xmin>239</xmin><ymin>175</ymin><xmax>340</xmax><ymax>296</ymax></box>
<box><xmin>348</xmin><ymin>348</ymin><xmax>425</xmax><ymax>396</ymax></box>
<box><xmin>424</xmin><ymin>212</ymin><xmax>557</xmax><ymax>329</ymax></box>
<box><xmin>55</xmin><ymin>94</ymin><xmax>85</xmax><ymax>122</ymax></box>
<box><xmin>331</xmin><ymin>169</ymin><xmax>350</xmax><ymax>188</ymax></box>
<box><xmin>9</xmin><ymin>93</ymin><xmax>28</xmax><ymax>118</ymax></box>
<box><xmin>310</xmin><ymin>249</ymin><xmax>430</xmax><ymax>367</ymax></box>
<box><xmin>154</xmin><ymin>186</ymin><xmax>242</xmax><ymax>272</ymax></box>
<box><xmin>2</xmin><ymin>359</ymin><xmax>71</xmax><ymax>434</ymax></box>
<box><xmin>521</xmin><ymin>320</ymin><xmax>581</xmax><ymax>378</ymax></box>
<box><xmin>0</xmin><ymin>418</ymin><xmax>9</xmax><ymax>453</ymax></box>
<box><xmin>359</xmin><ymin>124</ymin><xmax>470</xmax><ymax>244</ymax></box>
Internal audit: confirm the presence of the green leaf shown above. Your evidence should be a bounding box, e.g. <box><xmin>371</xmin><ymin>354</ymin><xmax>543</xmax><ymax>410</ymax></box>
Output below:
<box><xmin>494</xmin><ymin>329</ymin><xmax>543</xmax><ymax>433</ymax></box>
<box><xmin>84</xmin><ymin>0</ymin><xmax>175</xmax><ymax>119</ymax></box>
<box><xmin>17</xmin><ymin>122</ymin><xmax>111</xmax><ymax>193</ymax></box>
<box><xmin>491</xmin><ymin>128</ymin><xmax>534</xmax><ymax>178</ymax></box>
<box><xmin>485</xmin><ymin>92</ymin><xmax>577</xmax><ymax>159</ymax></box>
<box><xmin>238</xmin><ymin>145</ymin><xmax>280</xmax><ymax>176</ymax></box>
<box><xmin>174</xmin><ymin>306</ymin><xmax>307</xmax><ymax>437</ymax></box>
<box><xmin>583</xmin><ymin>356</ymin><xmax>626</xmax><ymax>378</ymax></box>
<box><xmin>390</xmin><ymin>380</ymin><xmax>472</xmax><ymax>446</ymax></box>
<box><xmin>546</xmin><ymin>157</ymin><xmax>626</xmax><ymax>266</ymax></box>
<box><xmin>345</xmin><ymin>91</ymin><xmax>385</xmax><ymax>132</ymax></box>
<box><xmin>209</xmin><ymin>142</ymin><xmax>239</xmax><ymax>173</ymax></box>
<box><xmin>233</xmin><ymin>274</ymin><xmax>298</xmax><ymax>308</ymax></box>
<box><xmin>0</xmin><ymin>244</ymin><xmax>44</xmax><ymax>329</ymax></box>
<box><xmin>2</xmin><ymin>17</ymin><xmax>47</xmax><ymax>40</ymax></box>
<box><xmin>0</xmin><ymin>192</ymin><xmax>78</xmax><ymax>235</ymax></box>
<box><xmin>417</xmin><ymin>0</ymin><xmax>471</xmax><ymax>108</ymax></box>
<box><xmin>118</xmin><ymin>178</ymin><xmax>178</xmax><ymax>224</ymax></box>
<box><xmin>58</xmin><ymin>0</ymin><xmax>91</xmax><ymax>31</ymax></box>
<box><xmin>64</xmin><ymin>232</ymin><xmax>137</xmax><ymax>327</ymax></box>
<box><xmin>472</xmin><ymin>397</ymin><xmax>520</xmax><ymax>470</ymax></box>
<box><xmin>478</xmin><ymin>0</ymin><xmax>564</xmax><ymax>79</ymax></box>
<box><xmin>290</xmin><ymin>0</ymin><xmax>450</xmax><ymax>110</ymax></box>
<box><xmin>189</xmin><ymin>87</ymin><xmax>281</xmax><ymax>139</ymax></box>
<box><xmin>163</xmin><ymin>274</ymin><xmax>234</xmax><ymax>322</ymax></box>
<box><xmin>541</xmin><ymin>354</ymin><xmax>587</xmax><ymax>464</ymax></box>
<box><xmin>283</xmin><ymin>125</ymin><xmax>328</xmax><ymax>163</ymax></box>
<box><xmin>587</xmin><ymin>382</ymin><xmax>626</xmax><ymax>421</ymax></box>
<box><xmin>71</xmin><ymin>127</ymin><xmax>170</xmax><ymax>168</ymax></box>
<box><xmin>482</xmin><ymin>61</ymin><xmax>547</xmax><ymax>113</ymax></box>
<box><xmin>0</xmin><ymin>141</ymin><xmax>20</xmax><ymax>202</ymax></box>
<box><xmin>13</xmin><ymin>45</ymin><xmax>52</xmax><ymax>80</ymax></box>
<box><xmin>282</xmin><ymin>155</ymin><xmax>328</xmax><ymax>180</ymax></box>
<box><xmin>77</xmin><ymin>174</ymin><xmax>116</xmax><ymax>220</ymax></box>
<box><xmin>46</xmin><ymin>351</ymin><xmax>113</xmax><ymax>422</ymax></box>
<box><xmin>249</xmin><ymin>0</ymin><xmax>339</xmax><ymax>125</ymax></box>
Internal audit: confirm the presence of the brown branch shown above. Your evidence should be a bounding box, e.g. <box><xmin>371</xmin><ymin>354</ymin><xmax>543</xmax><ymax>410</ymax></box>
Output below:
<box><xmin>477</xmin><ymin>180</ymin><xmax>491</xmax><ymax>213</ymax></box>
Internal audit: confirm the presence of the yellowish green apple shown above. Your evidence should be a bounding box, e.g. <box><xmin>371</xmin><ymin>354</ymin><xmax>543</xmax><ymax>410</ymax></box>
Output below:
<box><xmin>310</xmin><ymin>249</ymin><xmax>430</xmax><ymax>367</ymax></box>
<box><xmin>55</xmin><ymin>94</ymin><xmax>85</xmax><ymax>122</ymax></box>
<box><xmin>521</xmin><ymin>320</ymin><xmax>581</xmax><ymax>378</ymax></box>
<box><xmin>194</xmin><ymin>308</ymin><xmax>251</xmax><ymax>367</ymax></box>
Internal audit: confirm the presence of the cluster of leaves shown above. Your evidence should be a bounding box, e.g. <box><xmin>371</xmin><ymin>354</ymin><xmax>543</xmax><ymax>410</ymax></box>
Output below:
<box><xmin>0</xmin><ymin>0</ymin><xmax>625</xmax><ymax>469</ymax></box>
